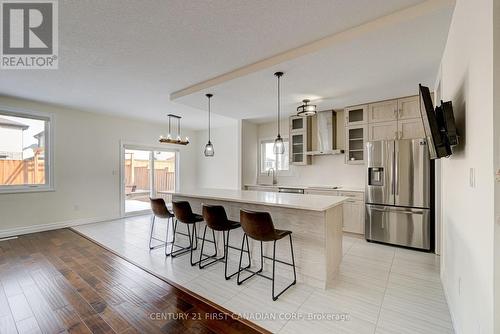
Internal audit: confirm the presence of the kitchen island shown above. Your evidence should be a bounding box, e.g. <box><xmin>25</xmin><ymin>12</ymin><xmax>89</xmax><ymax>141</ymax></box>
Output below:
<box><xmin>169</xmin><ymin>188</ymin><xmax>348</xmax><ymax>289</ymax></box>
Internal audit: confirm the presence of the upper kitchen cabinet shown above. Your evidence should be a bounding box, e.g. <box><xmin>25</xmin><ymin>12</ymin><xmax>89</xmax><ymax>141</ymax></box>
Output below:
<box><xmin>367</xmin><ymin>100</ymin><xmax>398</xmax><ymax>123</ymax></box>
<box><xmin>289</xmin><ymin>116</ymin><xmax>312</xmax><ymax>165</ymax></box>
<box><xmin>344</xmin><ymin>105</ymin><xmax>368</xmax><ymax>126</ymax></box>
<box><xmin>290</xmin><ymin>116</ymin><xmax>306</xmax><ymax>132</ymax></box>
<box><xmin>397</xmin><ymin>118</ymin><xmax>425</xmax><ymax>139</ymax></box>
<box><xmin>345</xmin><ymin>125</ymin><xmax>366</xmax><ymax>164</ymax></box>
<box><xmin>397</xmin><ymin>96</ymin><xmax>421</xmax><ymax>120</ymax></box>
<box><xmin>368</xmin><ymin>120</ymin><xmax>398</xmax><ymax>141</ymax></box>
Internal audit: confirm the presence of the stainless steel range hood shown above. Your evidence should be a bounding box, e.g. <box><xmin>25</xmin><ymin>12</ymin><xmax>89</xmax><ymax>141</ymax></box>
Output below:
<box><xmin>306</xmin><ymin>110</ymin><xmax>343</xmax><ymax>156</ymax></box>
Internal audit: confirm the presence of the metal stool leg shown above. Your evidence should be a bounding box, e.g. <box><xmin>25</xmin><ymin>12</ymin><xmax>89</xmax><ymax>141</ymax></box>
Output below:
<box><xmin>223</xmin><ymin>230</ymin><xmax>251</xmax><ymax>280</ymax></box>
<box><xmin>170</xmin><ymin>220</ymin><xmax>194</xmax><ymax>258</ymax></box>
<box><xmin>198</xmin><ymin>225</ymin><xmax>220</xmax><ymax>268</ymax></box>
<box><xmin>190</xmin><ymin>223</ymin><xmax>210</xmax><ymax>266</ymax></box>
<box><xmin>237</xmin><ymin>235</ymin><xmax>263</xmax><ymax>285</ymax></box>
<box><xmin>149</xmin><ymin>215</ymin><xmax>168</xmax><ymax>250</ymax></box>
<box><xmin>271</xmin><ymin>234</ymin><xmax>297</xmax><ymax>301</ymax></box>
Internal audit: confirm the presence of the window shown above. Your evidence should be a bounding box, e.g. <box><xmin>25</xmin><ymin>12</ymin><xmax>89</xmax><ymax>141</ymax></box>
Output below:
<box><xmin>260</xmin><ymin>139</ymin><xmax>289</xmax><ymax>174</ymax></box>
<box><xmin>0</xmin><ymin>109</ymin><xmax>53</xmax><ymax>193</ymax></box>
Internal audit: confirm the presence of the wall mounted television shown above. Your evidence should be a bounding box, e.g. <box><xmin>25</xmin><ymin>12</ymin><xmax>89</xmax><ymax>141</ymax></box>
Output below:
<box><xmin>418</xmin><ymin>84</ymin><xmax>458</xmax><ymax>159</ymax></box>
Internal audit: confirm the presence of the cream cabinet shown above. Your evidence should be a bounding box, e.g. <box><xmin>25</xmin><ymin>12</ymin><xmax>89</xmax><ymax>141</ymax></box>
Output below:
<box><xmin>344</xmin><ymin>95</ymin><xmax>428</xmax><ymax>164</ymax></box>
<box><xmin>304</xmin><ymin>189</ymin><xmax>365</xmax><ymax>235</ymax></box>
<box><xmin>345</xmin><ymin>125</ymin><xmax>366</xmax><ymax>164</ymax></box>
<box><xmin>368</xmin><ymin>121</ymin><xmax>398</xmax><ymax>141</ymax></box>
<box><xmin>338</xmin><ymin>190</ymin><xmax>364</xmax><ymax>234</ymax></box>
<box><xmin>398</xmin><ymin>96</ymin><xmax>420</xmax><ymax>120</ymax></box>
<box><xmin>368</xmin><ymin>118</ymin><xmax>424</xmax><ymax>141</ymax></box>
<box><xmin>342</xmin><ymin>199</ymin><xmax>364</xmax><ymax>234</ymax></box>
<box><xmin>344</xmin><ymin>105</ymin><xmax>368</xmax><ymax>126</ymax></box>
<box><xmin>398</xmin><ymin>118</ymin><xmax>425</xmax><ymax>139</ymax></box>
<box><xmin>368</xmin><ymin>100</ymin><xmax>398</xmax><ymax>123</ymax></box>
<box><xmin>289</xmin><ymin>116</ymin><xmax>312</xmax><ymax>166</ymax></box>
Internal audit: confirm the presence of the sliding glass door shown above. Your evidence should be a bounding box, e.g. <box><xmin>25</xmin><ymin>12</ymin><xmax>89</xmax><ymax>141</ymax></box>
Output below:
<box><xmin>122</xmin><ymin>146</ymin><xmax>177</xmax><ymax>215</ymax></box>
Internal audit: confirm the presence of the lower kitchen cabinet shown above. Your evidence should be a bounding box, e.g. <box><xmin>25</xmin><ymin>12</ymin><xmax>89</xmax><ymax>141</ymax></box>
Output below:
<box><xmin>305</xmin><ymin>189</ymin><xmax>365</xmax><ymax>235</ymax></box>
<box><xmin>342</xmin><ymin>199</ymin><xmax>365</xmax><ymax>234</ymax></box>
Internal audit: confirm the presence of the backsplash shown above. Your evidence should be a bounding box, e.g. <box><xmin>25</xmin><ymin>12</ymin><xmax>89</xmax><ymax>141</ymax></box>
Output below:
<box><xmin>262</xmin><ymin>154</ymin><xmax>366</xmax><ymax>188</ymax></box>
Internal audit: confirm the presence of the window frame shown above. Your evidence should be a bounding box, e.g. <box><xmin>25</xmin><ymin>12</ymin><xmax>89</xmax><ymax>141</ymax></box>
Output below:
<box><xmin>258</xmin><ymin>137</ymin><xmax>290</xmax><ymax>176</ymax></box>
<box><xmin>119</xmin><ymin>141</ymin><xmax>180</xmax><ymax>217</ymax></box>
<box><xmin>0</xmin><ymin>106</ymin><xmax>54</xmax><ymax>194</ymax></box>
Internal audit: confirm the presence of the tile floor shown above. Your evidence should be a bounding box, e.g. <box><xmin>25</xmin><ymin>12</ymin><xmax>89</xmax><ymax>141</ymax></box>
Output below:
<box><xmin>73</xmin><ymin>215</ymin><xmax>454</xmax><ymax>334</ymax></box>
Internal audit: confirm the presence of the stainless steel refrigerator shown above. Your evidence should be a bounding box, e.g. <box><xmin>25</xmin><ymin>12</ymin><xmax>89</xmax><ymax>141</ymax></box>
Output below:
<box><xmin>365</xmin><ymin>139</ymin><xmax>432</xmax><ymax>250</ymax></box>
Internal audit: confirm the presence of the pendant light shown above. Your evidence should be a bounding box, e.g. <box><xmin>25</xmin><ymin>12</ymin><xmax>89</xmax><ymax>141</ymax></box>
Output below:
<box><xmin>159</xmin><ymin>114</ymin><xmax>189</xmax><ymax>145</ymax></box>
<box><xmin>273</xmin><ymin>72</ymin><xmax>285</xmax><ymax>154</ymax></box>
<box><xmin>296</xmin><ymin>99</ymin><xmax>317</xmax><ymax>117</ymax></box>
<box><xmin>204</xmin><ymin>93</ymin><xmax>215</xmax><ymax>157</ymax></box>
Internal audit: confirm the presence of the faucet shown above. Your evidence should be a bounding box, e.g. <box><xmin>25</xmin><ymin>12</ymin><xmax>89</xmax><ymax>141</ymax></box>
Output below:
<box><xmin>267</xmin><ymin>168</ymin><xmax>277</xmax><ymax>185</ymax></box>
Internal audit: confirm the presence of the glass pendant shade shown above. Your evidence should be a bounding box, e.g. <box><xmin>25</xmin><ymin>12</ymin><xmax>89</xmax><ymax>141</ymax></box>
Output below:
<box><xmin>274</xmin><ymin>71</ymin><xmax>285</xmax><ymax>155</ymax></box>
<box><xmin>273</xmin><ymin>135</ymin><xmax>285</xmax><ymax>154</ymax></box>
<box><xmin>204</xmin><ymin>140</ymin><xmax>215</xmax><ymax>157</ymax></box>
<box><xmin>204</xmin><ymin>93</ymin><xmax>215</xmax><ymax>157</ymax></box>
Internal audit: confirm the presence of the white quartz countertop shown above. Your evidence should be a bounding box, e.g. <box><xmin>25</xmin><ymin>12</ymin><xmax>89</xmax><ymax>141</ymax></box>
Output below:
<box><xmin>244</xmin><ymin>184</ymin><xmax>365</xmax><ymax>192</ymax></box>
<box><xmin>170</xmin><ymin>188</ymin><xmax>348</xmax><ymax>211</ymax></box>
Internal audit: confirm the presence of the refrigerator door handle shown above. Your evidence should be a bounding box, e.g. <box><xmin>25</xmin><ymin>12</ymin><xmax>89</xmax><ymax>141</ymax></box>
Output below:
<box><xmin>398</xmin><ymin>210</ymin><xmax>424</xmax><ymax>215</ymax></box>
<box><xmin>371</xmin><ymin>207</ymin><xmax>388</xmax><ymax>212</ymax></box>
<box><xmin>390</xmin><ymin>144</ymin><xmax>395</xmax><ymax>196</ymax></box>
<box><xmin>394</xmin><ymin>149</ymin><xmax>399</xmax><ymax>196</ymax></box>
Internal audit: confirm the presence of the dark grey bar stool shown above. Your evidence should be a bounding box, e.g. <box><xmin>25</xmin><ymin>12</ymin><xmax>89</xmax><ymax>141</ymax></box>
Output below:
<box><xmin>237</xmin><ymin>209</ymin><xmax>297</xmax><ymax>301</ymax></box>
<box><xmin>149</xmin><ymin>198</ymin><xmax>174</xmax><ymax>250</ymax></box>
<box><xmin>199</xmin><ymin>204</ymin><xmax>250</xmax><ymax>279</ymax></box>
<box><xmin>171</xmin><ymin>201</ymin><xmax>215</xmax><ymax>266</ymax></box>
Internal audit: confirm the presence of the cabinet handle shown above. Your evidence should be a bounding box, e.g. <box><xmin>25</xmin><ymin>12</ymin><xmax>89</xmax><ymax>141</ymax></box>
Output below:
<box><xmin>394</xmin><ymin>131</ymin><xmax>398</xmax><ymax>139</ymax></box>
<box><xmin>399</xmin><ymin>130</ymin><xmax>403</xmax><ymax>139</ymax></box>
<box><xmin>393</xmin><ymin>109</ymin><xmax>397</xmax><ymax>118</ymax></box>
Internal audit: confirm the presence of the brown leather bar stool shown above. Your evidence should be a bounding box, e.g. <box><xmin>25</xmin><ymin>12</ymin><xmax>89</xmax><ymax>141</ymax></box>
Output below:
<box><xmin>237</xmin><ymin>209</ymin><xmax>297</xmax><ymax>301</ymax></box>
<box><xmin>149</xmin><ymin>198</ymin><xmax>174</xmax><ymax>250</ymax></box>
<box><xmin>200</xmin><ymin>204</ymin><xmax>251</xmax><ymax>279</ymax></box>
<box><xmin>171</xmin><ymin>201</ymin><xmax>210</xmax><ymax>266</ymax></box>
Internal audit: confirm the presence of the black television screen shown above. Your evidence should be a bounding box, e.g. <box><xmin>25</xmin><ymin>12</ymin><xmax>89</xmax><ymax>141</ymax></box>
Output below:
<box><xmin>419</xmin><ymin>84</ymin><xmax>452</xmax><ymax>159</ymax></box>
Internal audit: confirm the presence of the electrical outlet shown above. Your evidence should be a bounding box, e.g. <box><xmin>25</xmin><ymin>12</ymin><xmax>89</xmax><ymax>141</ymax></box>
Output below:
<box><xmin>469</xmin><ymin>168</ymin><xmax>476</xmax><ymax>188</ymax></box>
<box><xmin>496</xmin><ymin>169</ymin><xmax>500</xmax><ymax>182</ymax></box>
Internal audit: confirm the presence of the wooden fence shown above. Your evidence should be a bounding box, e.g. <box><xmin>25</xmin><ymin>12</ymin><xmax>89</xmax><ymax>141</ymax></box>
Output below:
<box><xmin>124</xmin><ymin>165</ymin><xmax>175</xmax><ymax>192</ymax></box>
<box><xmin>0</xmin><ymin>155</ymin><xmax>45</xmax><ymax>185</ymax></box>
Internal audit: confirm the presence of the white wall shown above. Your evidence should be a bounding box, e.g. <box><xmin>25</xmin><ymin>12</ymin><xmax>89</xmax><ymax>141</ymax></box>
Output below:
<box><xmin>253</xmin><ymin>118</ymin><xmax>365</xmax><ymax>188</ymax></box>
<box><xmin>0</xmin><ymin>96</ymin><xmax>198</xmax><ymax>235</ymax></box>
<box><xmin>438</xmin><ymin>0</ymin><xmax>495</xmax><ymax>333</ymax></box>
<box><xmin>194</xmin><ymin>120</ymin><xmax>241</xmax><ymax>190</ymax></box>
<box><xmin>241</xmin><ymin>120</ymin><xmax>258</xmax><ymax>186</ymax></box>
<box><xmin>494</xmin><ymin>0</ymin><xmax>500</xmax><ymax>331</ymax></box>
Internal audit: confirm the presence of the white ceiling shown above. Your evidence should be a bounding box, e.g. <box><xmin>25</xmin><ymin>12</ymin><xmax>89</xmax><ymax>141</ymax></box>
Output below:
<box><xmin>175</xmin><ymin>2</ymin><xmax>454</xmax><ymax>123</ymax></box>
<box><xmin>0</xmin><ymin>0</ymin><xmax>452</xmax><ymax>129</ymax></box>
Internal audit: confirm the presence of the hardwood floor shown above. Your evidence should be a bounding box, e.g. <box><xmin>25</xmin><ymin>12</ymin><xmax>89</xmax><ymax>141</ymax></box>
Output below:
<box><xmin>0</xmin><ymin>229</ymin><xmax>265</xmax><ymax>334</ymax></box>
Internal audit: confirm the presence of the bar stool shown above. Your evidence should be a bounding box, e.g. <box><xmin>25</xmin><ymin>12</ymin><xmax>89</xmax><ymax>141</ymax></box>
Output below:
<box><xmin>199</xmin><ymin>204</ymin><xmax>251</xmax><ymax>279</ymax></box>
<box><xmin>171</xmin><ymin>201</ymin><xmax>211</xmax><ymax>266</ymax></box>
<box><xmin>237</xmin><ymin>209</ymin><xmax>297</xmax><ymax>301</ymax></box>
<box><xmin>149</xmin><ymin>198</ymin><xmax>174</xmax><ymax>250</ymax></box>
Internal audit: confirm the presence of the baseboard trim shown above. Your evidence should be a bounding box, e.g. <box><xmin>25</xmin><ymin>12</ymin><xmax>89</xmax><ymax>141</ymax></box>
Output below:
<box><xmin>0</xmin><ymin>215</ymin><xmax>121</xmax><ymax>239</ymax></box>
